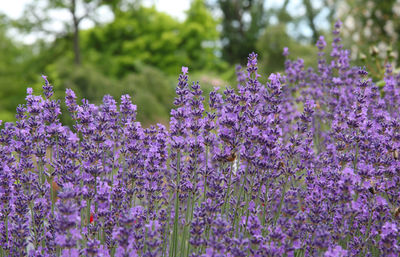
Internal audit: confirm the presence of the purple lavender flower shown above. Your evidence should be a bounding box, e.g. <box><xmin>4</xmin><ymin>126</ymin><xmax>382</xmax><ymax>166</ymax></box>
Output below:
<box><xmin>2</xmin><ymin>20</ymin><xmax>400</xmax><ymax>257</ymax></box>
<box><xmin>282</xmin><ymin>47</ymin><xmax>289</xmax><ymax>57</ymax></box>
<box><xmin>324</xmin><ymin>245</ymin><xmax>348</xmax><ymax>257</ymax></box>
<box><xmin>55</xmin><ymin>183</ymin><xmax>81</xmax><ymax>251</ymax></box>
<box><xmin>42</xmin><ymin>75</ymin><xmax>53</xmax><ymax>99</ymax></box>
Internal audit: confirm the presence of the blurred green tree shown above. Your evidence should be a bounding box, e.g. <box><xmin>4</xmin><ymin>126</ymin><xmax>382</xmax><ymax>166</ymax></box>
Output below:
<box><xmin>215</xmin><ymin>0</ymin><xmax>267</xmax><ymax>65</ymax></box>
<box><xmin>0</xmin><ymin>15</ymin><xmax>37</xmax><ymax>122</ymax></box>
<box><xmin>181</xmin><ymin>0</ymin><xmax>222</xmax><ymax>71</ymax></box>
<box><xmin>335</xmin><ymin>0</ymin><xmax>399</xmax><ymax>77</ymax></box>
<box><xmin>45</xmin><ymin>57</ymin><xmax>175</xmax><ymax>126</ymax></box>
<box><xmin>83</xmin><ymin>3</ymin><xmax>221</xmax><ymax>77</ymax></box>
<box><xmin>256</xmin><ymin>24</ymin><xmax>316</xmax><ymax>75</ymax></box>
<box><xmin>119</xmin><ymin>65</ymin><xmax>175</xmax><ymax>125</ymax></box>
<box><xmin>83</xmin><ymin>6</ymin><xmax>184</xmax><ymax>76</ymax></box>
<box><xmin>14</xmin><ymin>0</ymin><xmax>120</xmax><ymax>65</ymax></box>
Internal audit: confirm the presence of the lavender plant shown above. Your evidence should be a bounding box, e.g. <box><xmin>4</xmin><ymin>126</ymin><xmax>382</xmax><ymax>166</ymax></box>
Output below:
<box><xmin>1</xmin><ymin>22</ymin><xmax>400</xmax><ymax>257</ymax></box>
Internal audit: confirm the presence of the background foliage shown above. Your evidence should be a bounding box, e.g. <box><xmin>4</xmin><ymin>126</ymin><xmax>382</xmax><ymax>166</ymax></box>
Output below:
<box><xmin>0</xmin><ymin>0</ymin><xmax>398</xmax><ymax>126</ymax></box>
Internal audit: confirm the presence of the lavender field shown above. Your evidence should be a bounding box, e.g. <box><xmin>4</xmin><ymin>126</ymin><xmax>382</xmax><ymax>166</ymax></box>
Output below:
<box><xmin>1</xmin><ymin>21</ymin><xmax>399</xmax><ymax>256</ymax></box>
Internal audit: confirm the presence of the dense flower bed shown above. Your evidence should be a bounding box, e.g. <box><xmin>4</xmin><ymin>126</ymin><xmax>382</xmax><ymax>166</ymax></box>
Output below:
<box><xmin>1</xmin><ymin>21</ymin><xmax>400</xmax><ymax>257</ymax></box>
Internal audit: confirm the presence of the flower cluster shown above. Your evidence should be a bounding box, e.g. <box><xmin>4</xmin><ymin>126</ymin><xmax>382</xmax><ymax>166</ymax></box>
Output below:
<box><xmin>1</xmin><ymin>21</ymin><xmax>400</xmax><ymax>256</ymax></box>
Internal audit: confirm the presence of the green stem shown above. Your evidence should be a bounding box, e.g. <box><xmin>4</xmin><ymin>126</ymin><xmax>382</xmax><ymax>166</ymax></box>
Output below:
<box><xmin>130</xmin><ymin>177</ymin><xmax>136</xmax><ymax>208</ymax></box>
<box><xmin>255</xmin><ymin>176</ymin><xmax>263</xmax><ymax>208</ymax></box>
<box><xmin>362</xmin><ymin>209</ymin><xmax>374</xmax><ymax>255</ymax></box>
<box><xmin>4</xmin><ymin>216</ymin><xmax>8</xmax><ymax>255</ymax></box>
<box><xmin>203</xmin><ymin>146</ymin><xmax>208</xmax><ymax>202</ymax></box>
<box><xmin>353</xmin><ymin>141</ymin><xmax>359</xmax><ymax>172</ymax></box>
<box><xmin>185</xmin><ymin>195</ymin><xmax>196</xmax><ymax>257</ymax></box>
<box><xmin>162</xmin><ymin>196</ymin><xmax>173</xmax><ymax>257</ymax></box>
<box><xmin>344</xmin><ymin>214</ymin><xmax>355</xmax><ymax>248</ymax></box>
<box><xmin>87</xmin><ymin>199</ymin><xmax>92</xmax><ymax>226</ymax></box>
<box><xmin>261</xmin><ymin>177</ymin><xmax>270</xmax><ymax>229</ymax></box>
<box><xmin>244</xmin><ymin>174</ymin><xmax>257</xmax><ymax>235</ymax></box>
<box><xmin>94</xmin><ymin>175</ymin><xmax>98</xmax><ymax>230</ymax></box>
<box><xmin>172</xmin><ymin>151</ymin><xmax>181</xmax><ymax>257</ymax></box>
<box><xmin>143</xmin><ymin>225</ymin><xmax>149</xmax><ymax>255</ymax></box>
<box><xmin>273</xmin><ymin>175</ymin><xmax>289</xmax><ymax>226</ymax></box>
<box><xmin>180</xmin><ymin>196</ymin><xmax>191</xmax><ymax>256</ymax></box>
<box><xmin>223</xmin><ymin>162</ymin><xmax>234</xmax><ymax>215</ymax></box>
<box><xmin>232</xmin><ymin>166</ymin><xmax>249</xmax><ymax>237</ymax></box>
<box><xmin>50</xmin><ymin>177</ymin><xmax>55</xmax><ymax>216</ymax></box>
<box><xmin>200</xmin><ymin>221</ymin><xmax>212</xmax><ymax>254</ymax></box>
<box><xmin>184</xmin><ymin>152</ymin><xmax>199</xmax><ymax>257</ymax></box>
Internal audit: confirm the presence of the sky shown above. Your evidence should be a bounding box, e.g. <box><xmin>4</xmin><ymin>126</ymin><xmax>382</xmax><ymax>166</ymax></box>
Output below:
<box><xmin>0</xmin><ymin>0</ymin><xmax>29</xmax><ymax>19</ymax></box>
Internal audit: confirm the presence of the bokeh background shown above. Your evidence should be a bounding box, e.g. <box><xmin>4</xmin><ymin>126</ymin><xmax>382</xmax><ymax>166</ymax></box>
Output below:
<box><xmin>0</xmin><ymin>0</ymin><xmax>398</xmax><ymax>126</ymax></box>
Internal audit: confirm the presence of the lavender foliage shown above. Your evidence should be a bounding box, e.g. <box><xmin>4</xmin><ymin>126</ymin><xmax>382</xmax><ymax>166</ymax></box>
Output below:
<box><xmin>1</xmin><ymin>22</ymin><xmax>400</xmax><ymax>256</ymax></box>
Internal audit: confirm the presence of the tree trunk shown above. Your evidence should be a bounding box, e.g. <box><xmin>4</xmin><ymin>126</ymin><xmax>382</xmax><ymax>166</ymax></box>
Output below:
<box><xmin>71</xmin><ymin>0</ymin><xmax>81</xmax><ymax>65</ymax></box>
<box><xmin>303</xmin><ymin>0</ymin><xmax>318</xmax><ymax>44</ymax></box>
<box><xmin>73</xmin><ymin>19</ymin><xmax>81</xmax><ymax>65</ymax></box>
